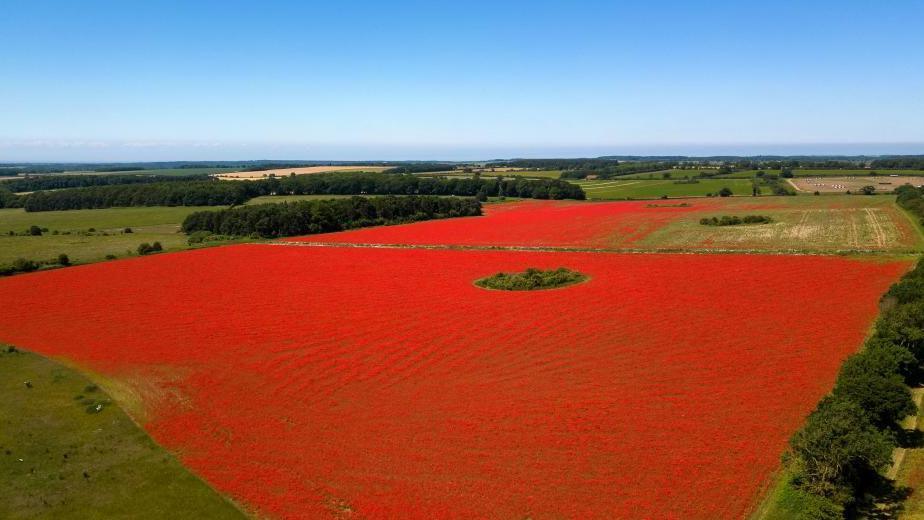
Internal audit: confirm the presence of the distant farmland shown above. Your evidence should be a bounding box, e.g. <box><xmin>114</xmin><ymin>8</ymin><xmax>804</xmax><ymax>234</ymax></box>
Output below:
<box><xmin>214</xmin><ymin>165</ymin><xmax>388</xmax><ymax>180</ymax></box>
<box><xmin>790</xmin><ymin>175</ymin><xmax>924</xmax><ymax>193</ymax></box>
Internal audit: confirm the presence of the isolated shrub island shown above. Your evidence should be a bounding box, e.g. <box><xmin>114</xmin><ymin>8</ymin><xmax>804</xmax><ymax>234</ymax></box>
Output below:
<box><xmin>475</xmin><ymin>267</ymin><xmax>588</xmax><ymax>291</ymax></box>
<box><xmin>699</xmin><ymin>215</ymin><xmax>773</xmax><ymax>226</ymax></box>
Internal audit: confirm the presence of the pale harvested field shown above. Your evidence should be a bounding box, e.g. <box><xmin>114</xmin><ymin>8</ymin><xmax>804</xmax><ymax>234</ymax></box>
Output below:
<box><xmin>790</xmin><ymin>176</ymin><xmax>924</xmax><ymax>193</ymax></box>
<box><xmin>214</xmin><ymin>165</ymin><xmax>388</xmax><ymax>180</ymax></box>
<box><xmin>640</xmin><ymin>196</ymin><xmax>921</xmax><ymax>252</ymax></box>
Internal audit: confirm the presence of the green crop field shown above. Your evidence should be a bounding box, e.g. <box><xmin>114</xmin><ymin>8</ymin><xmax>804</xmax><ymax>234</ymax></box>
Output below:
<box><xmin>0</xmin><ymin>347</ymin><xmax>245</xmax><ymax>519</ymax></box>
<box><xmin>0</xmin><ymin>206</ymin><xmax>219</xmax><ymax>266</ymax></box>
<box><xmin>572</xmin><ymin>178</ymin><xmax>760</xmax><ymax>199</ymax></box>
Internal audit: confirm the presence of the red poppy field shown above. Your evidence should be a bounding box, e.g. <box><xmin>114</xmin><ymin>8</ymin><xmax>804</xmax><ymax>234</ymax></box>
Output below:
<box><xmin>290</xmin><ymin>197</ymin><xmax>919</xmax><ymax>253</ymax></box>
<box><xmin>0</xmin><ymin>243</ymin><xmax>909</xmax><ymax>519</ymax></box>
<box><xmin>288</xmin><ymin>199</ymin><xmax>707</xmax><ymax>249</ymax></box>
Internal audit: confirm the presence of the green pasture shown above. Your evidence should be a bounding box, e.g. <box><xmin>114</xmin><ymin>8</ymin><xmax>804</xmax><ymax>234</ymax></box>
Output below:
<box><xmin>0</xmin><ymin>347</ymin><xmax>245</xmax><ymax>519</ymax></box>
<box><xmin>572</xmin><ymin>178</ymin><xmax>760</xmax><ymax>199</ymax></box>
<box><xmin>0</xmin><ymin>206</ymin><xmax>217</xmax><ymax>266</ymax></box>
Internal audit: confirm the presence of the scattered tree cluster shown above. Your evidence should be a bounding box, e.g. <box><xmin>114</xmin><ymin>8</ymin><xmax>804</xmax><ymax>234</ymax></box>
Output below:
<box><xmin>181</xmin><ymin>195</ymin><xmax>482</xmax><ymax>238</ymax></box>
<box><xmin>136</xmin><ymin>242</ymin><xmax>163</xmax><ymax>255</ymax></box>
<box><xmin>783</xmin><ymin>259</ymin><xmax>924</xmax><ymax>516</ymax></box>
<box><xmin>474</xmin><ymin>267</ymin><xmax>588</xmax><ymax>291</ymax></box>
<box><xmin>0</xmin><ymin>254</ymin><xmax>71</xmax><ymax>276</ymax></box>
<box><xmin>699</xmin><ymin>215</ymin><xmax>773</xmax><ymax>226</ymax></box>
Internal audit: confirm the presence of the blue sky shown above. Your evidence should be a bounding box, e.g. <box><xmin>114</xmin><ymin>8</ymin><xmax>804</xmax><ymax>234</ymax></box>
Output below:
<box><xmin>1</xmin><ymin>0</ymin><xmax>923</xmax><ymax>161</ymax></box>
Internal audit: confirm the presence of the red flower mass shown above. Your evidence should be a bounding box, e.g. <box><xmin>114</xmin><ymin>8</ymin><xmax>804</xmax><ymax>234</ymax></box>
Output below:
<box><xmin>0</xmin><ymin>243</ymin><xmax>907</xmax><ymax>518</ymax></box>
<box><xmin>289</xmin><ymin>199</ymin><xmax>704</xmax><ymax>248</ymax></box>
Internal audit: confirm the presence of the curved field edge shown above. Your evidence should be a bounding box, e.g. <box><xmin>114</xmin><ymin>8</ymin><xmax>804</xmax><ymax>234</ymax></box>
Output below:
<box><xmin>0</xmin><ymin>346</ymin><xmax>249</xmax><ymax>519</ymax></box>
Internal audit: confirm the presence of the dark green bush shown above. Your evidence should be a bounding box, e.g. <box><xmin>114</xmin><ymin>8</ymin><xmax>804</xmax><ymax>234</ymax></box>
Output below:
<box><xmin>475</xmin><ymin>268</ymin><xmax>587</xmax><ymax>291</ymax></box>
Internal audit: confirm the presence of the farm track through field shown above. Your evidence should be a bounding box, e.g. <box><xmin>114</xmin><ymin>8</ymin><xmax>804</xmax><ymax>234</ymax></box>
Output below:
<box><xmin>270</xmin><ymin>240</ymin><xmax>914</xmax><ymax>257</ymax></box>
<box><xmin>866</xmin><ymin>207</ymin><xmax>888</xmax><ymax>248</ymax></box>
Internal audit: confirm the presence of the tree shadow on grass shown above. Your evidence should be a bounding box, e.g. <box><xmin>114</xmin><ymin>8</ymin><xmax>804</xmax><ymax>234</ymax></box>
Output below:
<box><xmin>896</xmin><ymin>428</ymin><xmax>924</xmax><ymax>449</ymax></box>
<box><xmin>851</xmin><ymin>473</ymin><xmax>912</xmax><ymax>519</ymax></box>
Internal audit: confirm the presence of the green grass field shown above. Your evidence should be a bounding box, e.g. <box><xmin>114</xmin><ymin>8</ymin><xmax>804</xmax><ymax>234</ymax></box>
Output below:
<box><xmin>244</xmin><ymin>194</ymin><xmax>361</xmax><ymax>204</ymax></box>
<box><xmin>0</xmin><ymin>347</ymin><xmax>245</xmax><ymax>519</ymax></box>
<box><xmin>572</xmin><ymin>178</ymin><xmax>760</xmax><ymax>199</ymax></box>
<box><xmin>0</xmin><ymin>206</ymin><xmax>219</xmax><ymax>266</ymax></box>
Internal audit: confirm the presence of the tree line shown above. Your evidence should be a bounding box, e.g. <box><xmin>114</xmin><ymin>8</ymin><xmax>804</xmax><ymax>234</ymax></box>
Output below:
<box><xmin>266</xmin><ymin>172</ymin><xmax>585</xmax><ymax>200</ymax></box>
<box><xmin>781</xmin><ymin>252</ymin><xmax>924</xmax><ymax>517</ymax></box>
<box><xmin>181</xmin><ymin>195</ymin><xmax>482</xmax><ymax>238</ymax></box>
<box><xmin>4</xmin><ymin>173</ymin><xmax>584</xmax><ymax>212</ymax></box>
<box><xmin>3</xmin><ymin>174</ymin><xmax>208</xmax><ymax>193</ymax></box>
<box><xmin>872</xmin><ymin>158</ymin><xmax>924</xmax><ymax>170</ymax></box>
<box><xmin>19</xmin><ymin>181</ymin><xmax>252</xmax><ymax>211</ymax></box>
<box><xmin>897</xmin><ymin>184</ymin><xmax>924</xmax><ymax>219</ymax></box>
<box><xmin>382</xmin><ymin>163</ymin><xmax>456</xmax><ymax>174</ymax></box>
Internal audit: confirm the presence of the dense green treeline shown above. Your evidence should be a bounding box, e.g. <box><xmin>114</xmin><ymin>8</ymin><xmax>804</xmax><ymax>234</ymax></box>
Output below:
<box><xmin>780</xmin><ymin>255</ymin><xmax>924</xmax><ymax>517</ymax></box>
<box><xmin>181</xmin><ymin>195</ymin><xmax>482</xmax><ymax>238</ymax></box>
<box><xmin>382</xmin><ymin>163</ymin><xmax>455</xmax><ymax>174</ymax></box>
<box><xmin>5</xmin><ymin>173</ymin><xmax>584</xmax><ymax>212</ymax></box>
<box><xmin>3</xmin><ymin>174</ymin><xmax>208</xmax><ymax>193</ymax></box>
<box><xmin>897</xmin><ymin>184</ymin><xmax>924</xmax><ymax>219</ymax></box>
<box><xmin>269</xmin><ymin>172</ymin><xmax>585</xmax><ymax>200</ymax></box>
<box><xmin>21</xmin><ymin>182</ymin><xmax>252</xmax><ymax>212</ymax></box>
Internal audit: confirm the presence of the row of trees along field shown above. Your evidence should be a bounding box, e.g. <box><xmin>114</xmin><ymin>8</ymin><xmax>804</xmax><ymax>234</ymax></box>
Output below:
<box><xmin>181</xmin><ymin>195</ymin><xmax>482</xmax><ymax>238</ymax></box>
<box><xmin>0</xmin><ymin>173</ymin><xmax>584</xmax><ymax>212</ymax></box>
<box><xmin>781</xmin><ymin>244</ymin><xmax>924</xmax><ymax>517</ymax></box>
<box><xmin>2</xmin><ymin>174</ymin><xmax>208</xmax><ymax>192</ymax></box>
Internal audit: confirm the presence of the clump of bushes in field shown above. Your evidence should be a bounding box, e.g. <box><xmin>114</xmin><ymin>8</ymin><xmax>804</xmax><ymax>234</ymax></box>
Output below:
<box><xmin>699</xmin><ymin>215</ymin><xmax>773</xmax><ymax>226</ymax></box>
<box><xmin>182</xmin><ymin>195</ymin><xmax>482</xmax><ymax>239</ymax></box>
<box><xmin>0</xmin><ymin>253</ymin><xmax>73</xmax><ymax>276</ymax></box>
<box><xmin>6</xmin><ymin>225</ymin><xmax>50</xmax><ymax>236</ymax></box>
<box><xmin>474</xmin><ymin>268</ymin><xmax>588</xmax><ymax>291</ymax></box>
<box><xmin>136</xmin><ymin>242</ymin><xmax>163</xmax><ymax>255</ymax></box>
<box><xmin>187</xmin><ymin>231</ymin><xmax>235</xmax><ymax>245</ymax></box>
<box><xmin>780</xmin><ymin>258</ymin><xmax>924</xmax><ymax>516</ymax></box>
